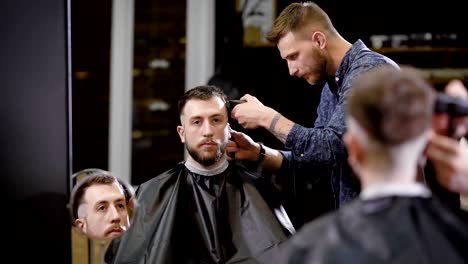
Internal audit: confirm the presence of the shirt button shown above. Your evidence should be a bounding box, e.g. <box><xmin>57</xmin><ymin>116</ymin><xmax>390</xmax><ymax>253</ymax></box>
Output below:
<box><xmin>300</xmin><ymin>153</ymin><xmax>304</xmax><ymax>157</ymax></box>
<box><xmin>335</xmin><ymin>76</ymin><xmax>339</xmax><ymax>82</ymax></box>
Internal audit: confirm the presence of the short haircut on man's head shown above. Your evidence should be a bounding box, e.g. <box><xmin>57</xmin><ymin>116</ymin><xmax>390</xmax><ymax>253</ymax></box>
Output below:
<box><xmin>177</xmin><ymin>85</ymin><xmax>228</xmax><ymax>116</ymax></box>
<box><xmin>346</xmin><ymin>66</ymin><xmax>435</xmax><ymax>146</ymax></box>
<box><xmin>266</xmin><ymin>1</ymin><xmax>336</xmax><ymax>44</ymax></box>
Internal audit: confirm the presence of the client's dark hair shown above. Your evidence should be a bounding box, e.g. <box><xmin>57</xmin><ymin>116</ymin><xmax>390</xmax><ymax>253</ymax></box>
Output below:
<box><xmin>178</xmin><ymin>85</ymin><xmax>229</xmax><ymax>116</ymax></box>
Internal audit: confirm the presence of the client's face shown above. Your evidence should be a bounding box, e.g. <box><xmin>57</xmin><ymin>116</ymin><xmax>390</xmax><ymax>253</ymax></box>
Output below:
<box><xmin>76</xmin><ymin>182</ymin><xmax>130</xmax><ymax>241</ymax></box>
<box><xmin>178</xmin><ymin>97</ymin><xmax>230</xmax><ymax>168</ymax></box>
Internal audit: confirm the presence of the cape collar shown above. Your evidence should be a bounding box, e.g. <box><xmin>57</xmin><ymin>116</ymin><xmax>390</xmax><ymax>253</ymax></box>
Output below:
<box><xmin>360</xmin><ymin>182</ymin><xmax>431</xmax><ymax>200</ymax></box>
<box><xmin>184</xmin><ymin>159</ymin><xmax>229</xmax><ymax>176</ymax></box>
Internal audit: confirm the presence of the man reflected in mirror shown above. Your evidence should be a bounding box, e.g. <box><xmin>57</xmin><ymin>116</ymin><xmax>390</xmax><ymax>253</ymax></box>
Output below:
<box><xmin>71</xmin><ymin>171</ymin><xmax>131</xmax><ymax>241</ymax></box>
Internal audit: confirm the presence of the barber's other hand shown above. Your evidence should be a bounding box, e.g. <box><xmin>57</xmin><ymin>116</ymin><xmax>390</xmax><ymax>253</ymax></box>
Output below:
<box><xmin>446</xmin><ymin>80</ymin><xmax>468</xmax><ymax>137</ymax></box>
<box><xmin>226</xmin><ymin>129</ymin><xmax>261</xmax><ymax>162</ymax></box>
<box><xmin>426</xmin><ymin>132</ymin><xmax>468</xmax><ymax>195</ymax></box>
<box><xmin>432</xmin><ymin>79</ymin><xmax>468</xmax><ymax>138</ymax></box>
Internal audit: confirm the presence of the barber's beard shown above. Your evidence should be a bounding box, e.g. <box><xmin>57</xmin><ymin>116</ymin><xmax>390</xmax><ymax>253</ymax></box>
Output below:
<box><xmin>306</xmin><ymin>49</ymin><xmax>328</xmax><ymax>85</ymax></box>
<box><xmin>186</xmin><ymin>143</ymin><xmax>226</xmax><ymax>167</ymax></box>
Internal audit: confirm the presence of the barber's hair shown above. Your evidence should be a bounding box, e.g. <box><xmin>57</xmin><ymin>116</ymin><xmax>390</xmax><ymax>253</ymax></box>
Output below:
<box><xmin>347</xmin><ymin>66</ymin><xmax>435</xmax><ymax>146</ymax></box>
<box><xmin>266</xmin><ymin>1</ymin><xmax>337</xmax><ymax>44</ymax></box>
<box><xmin>70</xmin><ymin>169</ymin><xmax>128</xmax><ymax>220</ymax></box>
<box><xmin>177</xmin><ymin>85</ymin><xmax>229</xmax><ymax>116</ymax></box>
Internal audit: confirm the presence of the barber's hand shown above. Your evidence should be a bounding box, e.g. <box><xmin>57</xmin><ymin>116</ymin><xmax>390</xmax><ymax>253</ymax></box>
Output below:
<box><xmin>426</xmin><ymin>132</ymin><xmax>468</xmax><ymax>195</ymax></box>
<box><xmin>226</xmin><ymin>129</ymin><xmax>261</xmax><ymax>162</ymax></box>
<box><xmin>432</xmin><ymin>79</ymin><xmax>468</xmax><ymax>138</ymax></box>
<box><xmin>231</xmin><ymin>94</ymin><xmax>274</xmax><ymax>129</ymax></box>
<box><xmin>447</xmin><ymin>80</ymin><xmax>468</xmax><ymax>138</ymax></box>
<box><xmin>432</xmin><ymin>114</ymin><xmax>468</xmax><ymax>139</ymax></box>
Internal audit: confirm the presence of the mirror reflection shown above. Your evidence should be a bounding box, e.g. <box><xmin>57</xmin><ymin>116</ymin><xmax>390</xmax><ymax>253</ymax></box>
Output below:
<box><xmin>68</xmin><ymin>168</ymin><xmax>136</xmax><ymax>242</ymax></box>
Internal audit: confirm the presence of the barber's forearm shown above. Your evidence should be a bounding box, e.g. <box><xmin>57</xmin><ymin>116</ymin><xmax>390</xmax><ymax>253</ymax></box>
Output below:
<box><xmin>260</xmin><ymin>145</ymin><xmax>283</xmax><ymax>173</ymax></box>
<box><xmin>266</xmin><ymin>111</ymin><xmax>295</xmax><ymax>144</ymax></box>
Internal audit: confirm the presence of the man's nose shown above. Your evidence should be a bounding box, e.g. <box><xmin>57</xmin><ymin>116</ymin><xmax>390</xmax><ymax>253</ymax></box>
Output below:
<box><xmin>288</xmin><ymin>62</ymin><xmax>298</xmax><ymax>76</ymax></box>
<box><xmin>202</xmin><ymin>122</ymin><xmax>214</xmax><ymax>136</ymax></box>
<box><xmin>109</xmin><ymin>206</ymin><xmax>121</xmax><ymax>222</ymax></box>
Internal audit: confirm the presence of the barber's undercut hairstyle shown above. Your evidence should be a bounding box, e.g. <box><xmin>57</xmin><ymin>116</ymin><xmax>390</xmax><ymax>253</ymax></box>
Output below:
<box><xmin>70</xmin><ymin>169</ymin><xmax>127</xmax><ymax>220</ymax></box>
<box><xmin>347</xmin><ymin>66</ymin><xmax>435</xmax><ymax>146</ymax></box>
<box><xmin>266</xmin><ymin>1</ymin><xmax>337</xmax><ymax>44</ymax></box>
<box><xmin>177</xmin><ymin>85</ymin><xmax>229</xmax><ymax>116</ymax></box>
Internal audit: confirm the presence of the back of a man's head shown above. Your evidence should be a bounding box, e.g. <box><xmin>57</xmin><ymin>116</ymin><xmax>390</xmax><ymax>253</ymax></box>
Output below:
<box><xmin>347</xmin><ymin>66</ymin><xmax>435</xmax><ymax>147</ymax></box>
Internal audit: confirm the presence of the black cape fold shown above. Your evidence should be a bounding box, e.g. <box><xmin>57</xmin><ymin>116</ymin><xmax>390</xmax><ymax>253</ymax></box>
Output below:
<box><xmin>105</xmin><ymin>161</ymin><xmax>291</xmax><ymax>264</ymax></box>
<box><xmin>277</xmin><ymin>196</ymin><xmax>468</xmax><ymax>264</ymax></box>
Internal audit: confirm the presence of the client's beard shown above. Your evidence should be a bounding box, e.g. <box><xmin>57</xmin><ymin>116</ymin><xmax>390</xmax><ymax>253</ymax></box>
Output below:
<box><xmin>186</xmin><ymin>143</ymin><xmax>226</xmax><ymax>167</ymax></box>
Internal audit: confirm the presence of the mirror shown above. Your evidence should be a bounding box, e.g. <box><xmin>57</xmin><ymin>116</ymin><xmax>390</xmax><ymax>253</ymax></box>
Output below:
<box><xmin>68</xmin><ymin>168</ymin><xmax>137</xmax><ymax>242</ymax></box>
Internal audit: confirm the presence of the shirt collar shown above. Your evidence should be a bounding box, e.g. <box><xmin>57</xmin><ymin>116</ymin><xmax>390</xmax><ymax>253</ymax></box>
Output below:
<box><xmin>334</xmin><ymin>39</ymin><xmax>368</xmax><ymax>88</ymax></box>
<box><xmin>338</xmin><ymin>39</ymin><xmax>367</xmax><ymax>72</ymax></box>
<box><xmin>360</xmin><ymin>182</ymin><xmax>431</xmax><ymax>200</ymax></box>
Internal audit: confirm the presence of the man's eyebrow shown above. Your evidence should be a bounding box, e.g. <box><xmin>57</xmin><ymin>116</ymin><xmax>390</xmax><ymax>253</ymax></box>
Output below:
<box><xmin>188</xmin><ymin>113</ymin><xmax>224</xmax><ymax>120</ymax></box>
<box><xmin>93</xmin><ymin>200</ymin><xmax>109</xmax><ymax>209</ymax></box>
<box><xmin>188</xmin><ymin>115</ymin><xmax>201</xmax><ymax>120</ymax></box>
<box><xmin>114</xmin><ymin>198</ymin><xmax>125</xmax><ymax>203</ymax></box>
<box><xmin>284</xmin><ymin>52</ymin><xmax>297</xmax><ymax>60</ymax></box>
<box><xmin>211</xmin><ymin>113</ymin><xmax>224</xmax><ymax>118</ymax></box>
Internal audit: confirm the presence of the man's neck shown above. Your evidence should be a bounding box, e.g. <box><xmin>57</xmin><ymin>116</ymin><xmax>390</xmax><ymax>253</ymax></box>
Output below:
<box><xmin>184</xmin><ymin>157</ymin><xmax>229</xmax><ymax>176</ymax></box>
<box><xmin>359</xmin><ymin>166</ymin><xmax>417</xmax><ymax>189</ymax></box>
<box><xmin>327</xmin><ymin>35</ymin><xmax>352</xmax><ymax>74</ymax></box>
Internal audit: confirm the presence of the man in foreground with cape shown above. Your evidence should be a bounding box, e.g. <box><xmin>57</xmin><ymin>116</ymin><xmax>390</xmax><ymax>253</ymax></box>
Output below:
<box><xmin>105</xmin><ymin>85</ymin><xmax>294</xmax><ymax>264</ymax></box>
<box><xmin>277</xmin><ymin>66</ymin><xmax>468</xmax><ymax>263</ymax></box>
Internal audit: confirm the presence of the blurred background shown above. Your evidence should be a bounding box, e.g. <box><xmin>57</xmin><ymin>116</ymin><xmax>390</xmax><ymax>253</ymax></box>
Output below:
<box><xmin>2</xmin><ymin>0</ymin><xmax>467</xmax><ymax>263</ymax></box>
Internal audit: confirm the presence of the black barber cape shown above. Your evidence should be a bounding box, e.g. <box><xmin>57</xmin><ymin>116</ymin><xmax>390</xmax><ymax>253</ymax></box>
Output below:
<box><xmin>105</xmin><ymin>160</ymin><xmax>293</xmax><ymax>264</ymax></box>
<box><xmin>277</xmin><ymin>192</ymin><xmax>468</xmax><ymax>264</ymax></box>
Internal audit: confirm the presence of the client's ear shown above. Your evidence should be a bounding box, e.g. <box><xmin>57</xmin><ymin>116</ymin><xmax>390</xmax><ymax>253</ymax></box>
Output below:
<box><xmin>344</xmin><ymin>132</ymin><xmax>364</xmax><ymax>168</ymax></box>
<box><xmin>176</xmin><ymin>125</ymin><xmax>185</xmax><ymax>143</ymax></box>
<box><xmin>75</xmin><ymin>218</ymin><xmax>86</xmax><ymax>233</ymax></box>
